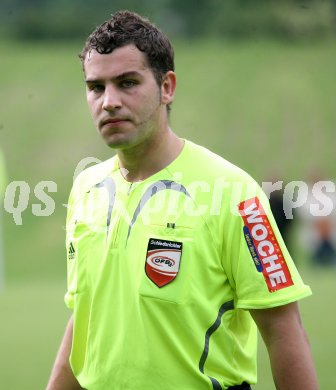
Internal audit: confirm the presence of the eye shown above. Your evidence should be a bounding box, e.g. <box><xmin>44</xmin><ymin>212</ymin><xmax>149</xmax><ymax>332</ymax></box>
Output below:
<box><xmin>120</xmin><ymin>79</ymin><xmax>138</xmax><ymax>88</ymax></box>
<box><xmin>87</xmin><ymin>83</ymin><xmax>105</xmax><ymax>93</ymax></box>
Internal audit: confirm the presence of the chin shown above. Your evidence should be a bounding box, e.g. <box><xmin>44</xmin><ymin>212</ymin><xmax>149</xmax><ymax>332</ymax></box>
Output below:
<box><xmin>105</xmin><ymin>136</ymin><xmax>134</xmax><ymax>150</ymax></box>
<box><xmin>103</xmin><ymin>131</ymin><xmax>146</xmax><ymax>150</ymax></box>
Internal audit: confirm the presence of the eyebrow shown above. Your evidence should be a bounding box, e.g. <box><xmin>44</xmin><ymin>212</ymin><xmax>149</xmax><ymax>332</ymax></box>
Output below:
<box><xmin>85</xmin><ymin>71</ymin><xmax>143</xmax><ymax>84</ymax></box>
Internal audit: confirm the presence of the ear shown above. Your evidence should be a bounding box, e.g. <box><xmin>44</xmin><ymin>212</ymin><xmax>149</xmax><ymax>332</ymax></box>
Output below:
<box><xmin>160</xmin><ymin>71</ymin><xmax>176</xmax><ymax>106</ymax></box>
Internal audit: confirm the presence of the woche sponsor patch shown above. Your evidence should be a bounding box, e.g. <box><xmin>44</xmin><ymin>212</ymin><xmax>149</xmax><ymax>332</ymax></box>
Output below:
<box><xmin>238</xmin><ymin>197</ymin><xmax>293</xmax><ymax>292</ymax></box>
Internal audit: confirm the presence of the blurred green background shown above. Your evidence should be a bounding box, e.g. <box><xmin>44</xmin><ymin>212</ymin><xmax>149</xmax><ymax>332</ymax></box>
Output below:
<box><xmin>0</xmin><ymin>1</ymin><xmax>336</xmax><ymax>389</ymax></box>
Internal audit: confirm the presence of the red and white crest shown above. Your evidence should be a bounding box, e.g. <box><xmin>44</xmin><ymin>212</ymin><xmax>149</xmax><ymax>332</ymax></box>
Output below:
<box><xmin>145</xmin><ymin>238</ymin><xmax>182</xmax><ymax>287</ymax></box>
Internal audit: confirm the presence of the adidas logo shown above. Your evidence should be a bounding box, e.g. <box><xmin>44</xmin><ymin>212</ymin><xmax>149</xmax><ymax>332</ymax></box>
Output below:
<box><xmin>68</xmin><ymin>242</ymin><xmax>76</xmax><ymax>260</ymax></box>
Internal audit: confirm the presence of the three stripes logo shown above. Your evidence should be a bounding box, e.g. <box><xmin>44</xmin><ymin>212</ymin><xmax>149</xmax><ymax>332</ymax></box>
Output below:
<box><xmin>68</xmin><ymin>242</ymin><xmax>76</xmax><ymax>260</ymax></box>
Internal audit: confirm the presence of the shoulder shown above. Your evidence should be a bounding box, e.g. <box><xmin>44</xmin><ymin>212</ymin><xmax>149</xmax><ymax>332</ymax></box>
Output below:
<box><xmin>70</xmin><ymin>155</ymin><xmax>117</xmax><ymax>198</ymax></box>
<box><xmin>182</xmin><ymin>140</ymin><xmax>256</xmax><ymax>185</ymax></box>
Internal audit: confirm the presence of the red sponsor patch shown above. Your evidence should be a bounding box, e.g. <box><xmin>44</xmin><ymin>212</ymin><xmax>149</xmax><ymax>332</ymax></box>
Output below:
<box><xmin>238</xmin><ymin>197</ymin><xmax>293</xmax><ymax>292</ymax></box>
<box><xmin>145</xmin><ymin>238</ymin><xmax>182</xmax><ymax>287</ymax></box>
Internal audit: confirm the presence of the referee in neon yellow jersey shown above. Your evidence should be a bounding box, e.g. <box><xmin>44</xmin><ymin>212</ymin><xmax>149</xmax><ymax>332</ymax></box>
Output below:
<box><xmin>47</xmin><ymin>10</ymin><xmax>318</xmax><ymax>390</ymax></box>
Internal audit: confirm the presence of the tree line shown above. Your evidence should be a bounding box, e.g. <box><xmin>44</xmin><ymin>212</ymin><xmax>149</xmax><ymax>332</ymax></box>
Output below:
<box><xmin>1</xmin><ymin>0</ymin><xmax>335</xmax><ymax>41</ymax></box>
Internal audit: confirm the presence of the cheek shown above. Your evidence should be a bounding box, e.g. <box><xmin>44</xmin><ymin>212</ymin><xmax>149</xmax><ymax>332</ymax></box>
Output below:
<box><xmin>87</xmin><ymin>97</ymin><xmax>101</xmax><ymax>117</ymax></box>
<box><xmin>137</xmin><ymin>90</ymin><xmax>160</xmax><ymax>113</ymax></box>
<box><xmin>134</xmin><ymin>82</ymin><xmax>160</xmax><ymax>106</ymax></box>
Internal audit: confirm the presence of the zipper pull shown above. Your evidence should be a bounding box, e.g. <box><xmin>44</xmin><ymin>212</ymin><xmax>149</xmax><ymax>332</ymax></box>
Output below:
<box><xmin>128</xmin><ymin>182</ymin><xmax>133</xmax><ymax>195</ymax></box>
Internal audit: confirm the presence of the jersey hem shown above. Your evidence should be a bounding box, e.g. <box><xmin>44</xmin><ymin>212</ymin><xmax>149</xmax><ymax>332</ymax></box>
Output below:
<box><xmin>64</xmin><ymin>294</ymin><xmax>74</xmax><ymax>310</ymax></box>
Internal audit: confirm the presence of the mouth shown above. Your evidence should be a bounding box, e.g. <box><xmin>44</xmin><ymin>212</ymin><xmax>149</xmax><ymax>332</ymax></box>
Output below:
<box><xmin>106</xmin><ymin>118</ymin><xmax>125</xmax><ymax>124</ymax></box>
<box><xmin>100</xmin><ymin>117</ymin><xmax>130</xmax><ymax>129</ymax></box>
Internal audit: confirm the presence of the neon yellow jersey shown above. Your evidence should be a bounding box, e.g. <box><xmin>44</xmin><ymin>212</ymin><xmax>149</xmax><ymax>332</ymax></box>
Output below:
<box><xmin>65</xmin><ymin>140</ymin><xmax>311</xmax><ymax>390</ymax></box>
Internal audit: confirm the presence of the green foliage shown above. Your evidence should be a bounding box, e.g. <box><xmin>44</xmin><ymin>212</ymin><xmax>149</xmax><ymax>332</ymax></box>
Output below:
<box><xmin>209</xmin><ymin>0</ymin><xmax>336</xmax><ymax>39</ymax></box>
<box><xmin>0</xmin><ymin>0</ymin><xmax>336</xmax><ymax>40</ymax></box>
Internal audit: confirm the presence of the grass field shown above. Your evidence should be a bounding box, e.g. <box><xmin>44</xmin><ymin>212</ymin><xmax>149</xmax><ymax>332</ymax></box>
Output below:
<box><xmin>0</xmin><ymin>38</ymin><xmax>335</xmax><ymax>389</ymax></box>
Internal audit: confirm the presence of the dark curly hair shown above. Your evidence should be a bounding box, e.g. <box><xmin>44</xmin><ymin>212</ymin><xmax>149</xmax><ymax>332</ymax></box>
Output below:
<box><xmin>79</xmin><ymin>10</ymin><xmax>175</xmax><ymax>88</ymax></box>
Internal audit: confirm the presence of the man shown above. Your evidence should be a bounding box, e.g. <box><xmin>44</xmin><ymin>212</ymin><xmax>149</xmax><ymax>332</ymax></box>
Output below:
<box><xmin>47</xmin><ymin>10</ymin><xmax>318</xmax><ymax>390</ymax></box>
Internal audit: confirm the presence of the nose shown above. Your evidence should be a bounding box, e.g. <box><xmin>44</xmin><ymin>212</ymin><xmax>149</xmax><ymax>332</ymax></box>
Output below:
<box><xmin>102</xmin><ymin>85</ymin><xmax>122</xmax><ymax>111</ymax></box>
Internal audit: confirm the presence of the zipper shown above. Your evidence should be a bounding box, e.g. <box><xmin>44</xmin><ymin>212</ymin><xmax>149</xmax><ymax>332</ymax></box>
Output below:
<box><xmin>127</xmin><ymin>182</ymin><xmax>133</xmax><ymax>195</ymax></box>
<box><xmin>110</xmin><ymin>182</ymin><xmax>134</xmax><ymax>247</ymax></box>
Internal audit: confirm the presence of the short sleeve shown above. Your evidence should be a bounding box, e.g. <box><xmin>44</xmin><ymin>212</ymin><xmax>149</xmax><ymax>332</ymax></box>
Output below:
<box><xmin>222</xmin><ymin>177</ymin><xmax>312</xmax><ymax>309</ymax></box>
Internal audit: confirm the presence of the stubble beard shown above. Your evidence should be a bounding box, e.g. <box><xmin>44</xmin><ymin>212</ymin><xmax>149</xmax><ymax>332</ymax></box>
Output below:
<box><xmin>102</xmin><ymin>95</ymin><xmax>163</xmax><ymax>151</ymax></box>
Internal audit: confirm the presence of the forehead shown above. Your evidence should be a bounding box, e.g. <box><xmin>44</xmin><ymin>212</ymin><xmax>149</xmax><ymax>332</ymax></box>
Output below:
<box><xmin>84</xmin><ymin>44</ymin><xmax>150</xmax><ymax>79</ymax></box>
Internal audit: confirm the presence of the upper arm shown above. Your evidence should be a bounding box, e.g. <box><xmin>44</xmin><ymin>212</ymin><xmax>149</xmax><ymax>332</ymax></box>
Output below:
<box><xmin>249</xmin><ymin>300</ymin><xmax>318</xmax><ymax>389</ymax></box>
<box><xmin>250</xmin><ymin>302</ymin><xmax>305</xmax><ymax>346</ymax></box>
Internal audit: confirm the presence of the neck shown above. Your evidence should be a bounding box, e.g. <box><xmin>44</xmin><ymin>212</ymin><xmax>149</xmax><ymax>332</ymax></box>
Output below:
<box><xmin>117</xmin><ymin>128</ymin><xmax>184</xmax><ymax>182</ymax></box>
